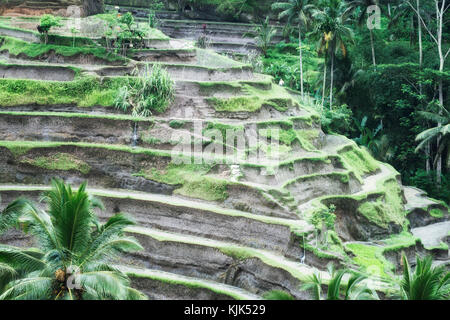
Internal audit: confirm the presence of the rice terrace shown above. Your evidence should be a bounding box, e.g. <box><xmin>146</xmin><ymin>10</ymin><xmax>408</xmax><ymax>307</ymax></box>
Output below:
<box><xmin>0</xmin><ymin>0</ymin><xmax>448</xmax><ymax>303</ymax></box>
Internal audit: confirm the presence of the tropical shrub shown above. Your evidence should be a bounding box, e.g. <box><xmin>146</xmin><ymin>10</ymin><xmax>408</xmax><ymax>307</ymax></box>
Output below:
<box><xmin>0</xmin><ymin>179</ymin><xmax>146</xmax><ymax>300</ymax></box>
<box><xmin>253</xmin><ymin>16</ymin><xmax>277</xmax><ymax>57</ymax></box>
<box><xmin>38</xmin><ymin>14</ymin><xmax>62</xmax><ymax>45</ymax></box>
<box><xmin>114</xmin><ymin>64</ymin><xmax>175</xmax><ymax>117</ymax></box>
<box><xmin>399</xmin><ymin>254</ymin><xmax>450</xmax><ymax>300</ymax></box>
<box><xmin>301</xmin><ymin>264</ymin><xmax>378</xmax><ymax>300</ymax></box>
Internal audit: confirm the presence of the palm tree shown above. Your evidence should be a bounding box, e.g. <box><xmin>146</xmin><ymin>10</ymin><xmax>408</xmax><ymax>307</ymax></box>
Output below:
<box><xmin>309</xmin><ymin>0</ymin><xmax>354</xmax><ymax>107</ymax></box>
<box><xmin>416</xmin><ymin>106</ymin><xmax>450</xmax><ymax>179</ymax></box>
<box><xmin>0</xmin><ymin>179</ymin><xmax>146</xmax><ymax>300</ymax></box>
<box><xmin>301</xmin><ymin>264</ymin><xmax>378</xmax><ymax>300</ymax></box>
<box><xmin>345</xmin><ymin>0</ymin><xmax>379</xmax><ymax>66</ymax></box>
<box><xmin>272</xmin><ymin>0</ymin><xmax>312</xmax><ymax>98</ymax></box>
<box><xmin>399</xmin><ymin>254</ymin><xmax>450</xmax><ymax>300</ymax></box>
<box><xmin>253</xmin><ymin>16</ymin><xmax>277</xmax><ymax>57</ymax></box>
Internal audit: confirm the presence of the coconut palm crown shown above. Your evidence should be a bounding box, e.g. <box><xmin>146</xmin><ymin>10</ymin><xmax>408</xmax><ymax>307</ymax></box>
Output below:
<box><xmin>399</xmin><ymin>254</ymin><xmax>450</xmax><ymax>300</ymax></box>
<box><xmin>0</xmin><ymin>179</ymin><xmax>146</xmax><ymax>300</ymax></box>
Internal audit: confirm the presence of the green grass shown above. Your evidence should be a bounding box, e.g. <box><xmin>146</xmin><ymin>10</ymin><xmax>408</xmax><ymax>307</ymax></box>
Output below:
<box><xmin>381</xmin><ymin>232</ymin><xmax>420</xmax><ymax>253</ymax></box>
<box><xmin>0</xmin><ymin>111</ymin><xmax>156</xmax><ymax>122</ymax></box>
<box><xmin>195</xmin><ymin>48</ymin><xmax>245</xmax><ymax>68</ymax></box>
<box><xmin>124</xmin><ymin>268</ymin><xmax>252</xmax><ymax>300</ymax></box>
<box><xmin>0</xmin><ymin>36</ymin><xmax>127</xmax><ymax>63</ymax></box>
<box><xmin>206</xmin><ymin>84</ymin><xmax>298</xmax><ymax>113</ymax></box>
<box><xmin>168</xmin><ymin>120</ymin><xmax>186</xmax><ymax>129</ymax></box>
<box><xmin>296</xmin><ymin>129</ymin><xmax>319</xmax><ymax>151</ymax></box>
<box><xmin>0</xmin><ymin>77</ymin><xmax>127</xmax><ymax>107</ymax></box>
<box><xmin>20</xmin><ymin>152</ymin><xmax>90</xmax><ymax>174</ymax></box>
<box><xmin>346</xmin><ymin>243</ymin><xmax>393</xmax><ymax>278</ymax></box>
<box><xmin>430</xmin><ymin>208</ymin><xmax>444</xmax><ymax>218</ymax></box>
<box><xmin>262</xmin><ymin>290</ymin><xmax>295</xmax><ymax>300</ymax></box>
<box><xmin>135</xmin><ymin>163</ymin><xmax>229</xmax><ymax>202</ymax></box>
<box><xmin>339</xmin><ymin>145</ymin><xmax>379</xmax><ymax>179</ymax></box>
<box><xmin>357</xmin><ymin>179</ymin><xmax>406</xmax><ymax>229</ymax></box>
<box><xmin>258</xmin><ymin>127</ymin><xmax>297</xmax><ymax>146</ymax></box>
<box><xmin>140</xmin><ymin>133</ymin><xmax>162</xmax><ymax>145</ymax></box>
<box><xmin>203</xmin><ymin>122</ymin><xmax>244</xmax><ymax>143</ymax></box>
<box><xmin>0</xmin><ymin>140</ymin><xmax>173</xmax><ymax>159</ymax></box>
<box><xmin>0</xmin><ymin>76</ymin><xmax>172</xmax><ymax>110</ymax></box>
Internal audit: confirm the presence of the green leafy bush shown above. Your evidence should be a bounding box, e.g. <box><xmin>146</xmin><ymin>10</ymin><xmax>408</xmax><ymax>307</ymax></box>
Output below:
<box><xmin>409</xmin><ymin>170</ymin><xmax>450</xmax><ymax>205</ymax></box>
<box><xmin>114</xmin><ymin>64</ymin><xmax>175</xmax><ymax>117</ymax></box>
<box><xmin>321</xmin><ymin>104</ymin><xmax>353</xmax><ymax>135</ymax></box>
<box><xmin>38</xmin><ymin>14</ymin><xmax>62</xmax><ymax>44</ymax></box>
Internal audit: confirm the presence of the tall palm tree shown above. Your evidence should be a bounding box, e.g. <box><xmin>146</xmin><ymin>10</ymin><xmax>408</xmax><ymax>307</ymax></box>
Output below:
<box><xmin>0</xmin><ymin>179</ymin><xmax>146</xmax><ymax>300</ymax></box>
<box><xmin>416</xmin><ymin>106</ymin><xmax>450</xmax><ymax>176</ymax></box>
<box><xmin>301</xmin><ymin>264</ymin><xmax>378</xmax><ymax>300</ymax></box>
<box><xmin>309</xmin><ymin>0</ymin><xmax>354</xmax><ymax>107</ymax></box>
<box><xmin>272</xmin><ymin>0</ymin><xmax>312</xmax><ymax>98</ymax></box>
<box><xmin>345</xmin><ymin>0</ymin><xmax>379</xmax><ymax>66</ymax></box>
<box><xmin>253</xmin><ymin>16</ymin><xmax>277</xmax><ymax>57</ymax></box>
<box><xmin>399</xmin><ymin>254</ymin><xmax>450</xmax><ymax>300</ymax></box>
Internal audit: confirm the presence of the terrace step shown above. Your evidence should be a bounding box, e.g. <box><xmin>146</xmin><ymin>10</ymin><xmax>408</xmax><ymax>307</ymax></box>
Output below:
<box><xmin>119</xmin><ymin>266</ymin><xmax>262</xmax><ymax>300</ymax></box>
<box><xmin>0</xmin><ymin>184</ymin><xmax>313</xmax><ymax>257</ymax></box>
<box><xmin>411</xmin><ymin>221</ymin><xmax>450</xmax><ymax>253</ymax></box>
<box><xmin>404</xmin><ymin>186</ymin><xmax>450</xmax><ymax>228</ymax></box>
<box><xmin>0</xmin><ymin>111</ymin><xmax>321</xmax><ymax>155</ymax></box>
<box><xmin>120</xmin><ymin>226</ymin><xmax>326</xmax><ymax>298</ymax></box>
<box><xmin>121</xmin><ymin>225</ymin><xmax>392</xmax><ymax>294</ymax></box>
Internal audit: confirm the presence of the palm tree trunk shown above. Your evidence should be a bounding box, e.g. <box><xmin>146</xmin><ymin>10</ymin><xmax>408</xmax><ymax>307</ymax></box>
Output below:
<box><xmin>417</xmin><ymin>0</ymin><xmax>423</xmax><ymax>69</ymax></box>
<box><xmin>436</xmin><ymin>0</ymin><xmax>445</xmax><ymax>185</ymax></box>
<box><xmin>369</xmin><ymin>28</ymin><xmax>376</xmax><ymax>66</ymax></box>
<box><xmin>437</xmin><ymin>76</ymin><xmax>443</xmax><ymax>184</ymax></box>
<box><xmin>322</xmin><ymin>54</ymin><xmax>327</xmax><ymax>108</ymax></box>
<box><xmin>298</xmin><ymin>22</ymin><xmax>304</xmax><ymax>98</ymax></box>
<box><xmin>417</xmin><ymin>0</ymin><xmax>429</xmax><ymax>171</ymax></box>
<box><xmin>330</xmin><ymin>50</ymin><xmax>334</xmax><ymax>107</ymax></box>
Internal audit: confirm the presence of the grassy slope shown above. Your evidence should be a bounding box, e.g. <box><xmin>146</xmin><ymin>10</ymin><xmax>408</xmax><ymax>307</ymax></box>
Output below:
<box><xmin>0</xmin><ymin>36</ymin><xmax>127</xmax><ymax>63</ymax></box>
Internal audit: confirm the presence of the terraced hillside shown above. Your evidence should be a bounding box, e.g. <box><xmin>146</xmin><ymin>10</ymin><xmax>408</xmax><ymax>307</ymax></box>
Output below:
<box><xmin>0</xmin><ymin>14</ymin><xmax>449</xmax><ymax>300</ymax></box>
<box><xmin>106</xmin><ymin>4</ymin><xmax>284</xmax><ymax>56</ymax></box>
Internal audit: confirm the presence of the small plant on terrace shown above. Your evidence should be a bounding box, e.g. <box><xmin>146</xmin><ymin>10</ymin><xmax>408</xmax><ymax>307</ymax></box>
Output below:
<box><xmin>114</xmin><ymin>63</ymin><xmax>175</xmax><ymax>117</ymax></box>
<box><xmin>196</xmin><ymin>34</ymin><xmax>210</xmax><ymax>49</ymax></box>
<box><xmin>148</xmin><ymin>10</ymin><xmax>160</xmax><ymax>28</ymax></box>
<box><xmin>70</xmin><ymin>27</ymin><xmax>79</xmax><ymax>47</ymax></box>
<box><xmin>310</xmin><ymin>204</ymin><xmax>336</xmax><ymax>247</ymax></box>
<box><xmin>38</xmin><ymin>14</ymin><xmax>62</xmax><ymax>45</ymax></box>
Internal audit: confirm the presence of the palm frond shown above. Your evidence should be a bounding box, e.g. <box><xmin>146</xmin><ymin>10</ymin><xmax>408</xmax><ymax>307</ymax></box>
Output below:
<box><xmin>79</xmin><ymin>270</ymin><xmax>130</xmax><ymax>300</ymax></box>
<box><xmin>79</xmin><ymin>236</ymin><xmax>143</xmax><ymax>268</ymax></box>
<box><xmin>417</xmin><ymin>111</ymin><xmax>449</xmax><ymax>125</ymax></box>
<box><xmin>45</xmin><ymin>180</ymin><xmax>94</xmax><ymax>255</ymax></box>
<box><xmin>0</xmin><ymin>262</ymin><xmax>17</xmax><ymax>278</ymax></box>
<box><xmin>78</xmin><ymin>213</ymin><xmax>141</xmax><ymax>266</ymax></box>
<box><xmin>300</xmin><ymin>270</ymin><xmax>322</xmax><ymax>300</ymax></box>
<box><xmin>0</xmin><ymin>245</ymin><xmax>47</xmax><ymax>274</ymax></box>
<box><xmin>327</xmin><ymin>269</ymin><xmax>346</xmax><ymax>300</ymax></box>
<box><xmin>0</xmin><ymin>276</ymin><xmax>53</xmax><ymax>300</ymax></box>
<box><xmin>126</xmin><ymin>287</ymin><xmax>148</xmax><ymax>300</ymax></box>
